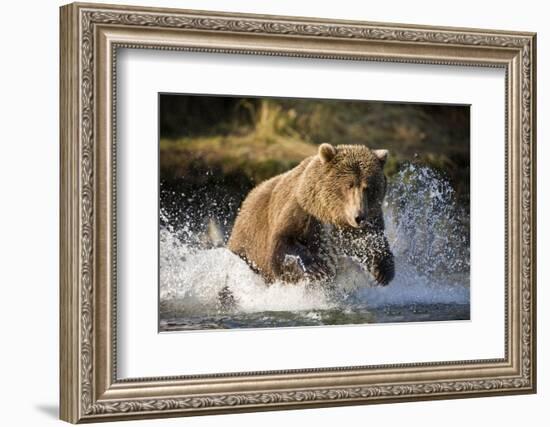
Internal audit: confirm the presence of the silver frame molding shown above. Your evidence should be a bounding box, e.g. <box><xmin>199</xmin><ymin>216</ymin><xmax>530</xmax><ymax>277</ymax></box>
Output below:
<box><xmin>60</xmin><ymin>2</ymin><xmax>537</xmax><ymax>423</ymax></box>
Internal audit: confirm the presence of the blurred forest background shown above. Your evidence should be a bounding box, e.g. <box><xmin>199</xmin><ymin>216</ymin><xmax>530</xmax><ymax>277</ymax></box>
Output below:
<box><xmin>159</xmin><ymin>94</ymin><xmax>470</xmax><ymax>233</ymax></box>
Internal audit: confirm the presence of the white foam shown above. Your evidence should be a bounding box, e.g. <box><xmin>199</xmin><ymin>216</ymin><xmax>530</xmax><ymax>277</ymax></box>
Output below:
<box><xmin>160</xmin><ymin>230</ymin><xmax>336</xmax><ymax>314</ymax></box>
<box><xmin>159</xmin><ymin>164</ymin><xmax>470</xmax><ymax>316</ymax></box>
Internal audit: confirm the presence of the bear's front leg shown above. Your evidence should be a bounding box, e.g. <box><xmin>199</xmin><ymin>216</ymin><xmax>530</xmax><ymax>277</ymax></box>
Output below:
<box><xmin>346</xmin><ymin>229</ymin><xmax>395</xmax><ymax>286</ymax></box>
<box><xmin>366</xmin><ymin>232</ymin><xmax>395</xmax><ymax>286</ymax></box>
<box><xmin>370</xmin><ymin>249</ymin><xmax>395</xmax><ymax>286</ymax></box>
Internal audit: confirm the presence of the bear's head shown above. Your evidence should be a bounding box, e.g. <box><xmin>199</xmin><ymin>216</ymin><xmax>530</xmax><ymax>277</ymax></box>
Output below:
<box><xmin>298</xmin><ymin>143</ymin><xmax>389</xmax><ymax>229</ymax></box>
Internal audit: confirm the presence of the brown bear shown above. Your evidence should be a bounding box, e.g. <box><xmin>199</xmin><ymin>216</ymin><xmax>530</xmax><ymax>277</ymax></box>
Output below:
<box><xmin>227</xmin><ymin>143</ymin><xmax>395</xmax><ymax>286</ymax></box>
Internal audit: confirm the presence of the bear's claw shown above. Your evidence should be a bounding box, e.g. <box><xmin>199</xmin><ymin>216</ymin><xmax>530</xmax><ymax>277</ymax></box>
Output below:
<box><xmin>304</xmin><ymin>259</ymin><xmax>331</xmax><ymax>281</ymax></box>
<box><xmin>371</xmin><ymin>256</ymin><xmax>395</xmax><ymax>286</ymax></box>
<box><xmin>282</xmin><ymin>252</ymin><xmax>331</xmax><ymax>282</ymax></box>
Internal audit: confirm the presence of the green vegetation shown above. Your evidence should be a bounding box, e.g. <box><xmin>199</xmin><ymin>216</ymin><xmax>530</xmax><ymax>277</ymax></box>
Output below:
<box><xmin>160</xmin><ymin>96</ymin><xmax>470</xmax><ymax>203</ymax></box>
<box><xmin>160</xmin><ymin>132</ymin><xmax>315</xmax><ymax>185</ymax></box>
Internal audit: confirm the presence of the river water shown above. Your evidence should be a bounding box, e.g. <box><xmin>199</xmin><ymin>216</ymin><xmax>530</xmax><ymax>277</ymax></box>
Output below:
<box><xmin>159</xmin><ymin>164</ymin><xmax>470</xmax><ymax>331</ymax></box>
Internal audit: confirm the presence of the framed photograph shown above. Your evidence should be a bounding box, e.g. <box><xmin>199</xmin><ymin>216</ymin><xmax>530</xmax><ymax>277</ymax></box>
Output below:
<box><xmin>60</xmin><ymin>2</ymin><xmax>537</xmax><ymax>423</ymax></box>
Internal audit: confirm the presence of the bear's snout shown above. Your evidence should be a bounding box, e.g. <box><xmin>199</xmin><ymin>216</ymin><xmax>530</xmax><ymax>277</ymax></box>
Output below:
<box><xmin>354</xmin><ymin>213</ymin><xmax>366</xmax><ymax>227</ymax></box>
<box><xmin>347</xmin><ymin>210</ymin><xmax>373</xmax><ymax>229</ymax></box>
<box><xmin>347</xmin><ymin>214</ymin><xmax>371</xmax><ymax>229</ymax></box>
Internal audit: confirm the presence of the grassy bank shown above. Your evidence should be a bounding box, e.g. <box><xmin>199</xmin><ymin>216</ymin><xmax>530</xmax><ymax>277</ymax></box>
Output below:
<box><xmin>160</xmin><ymin>97</ymin><xmax>470</xmax><ymax>205</ymax></box>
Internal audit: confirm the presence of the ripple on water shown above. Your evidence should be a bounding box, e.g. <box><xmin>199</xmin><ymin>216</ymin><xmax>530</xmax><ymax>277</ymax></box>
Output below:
<box><xmin>159</xmin><ymin>164</ymin><xmax>470</xmax><ymax>331</ymax></box>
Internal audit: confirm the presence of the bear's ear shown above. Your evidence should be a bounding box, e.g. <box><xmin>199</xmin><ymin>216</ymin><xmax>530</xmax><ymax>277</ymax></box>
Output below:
<box><xmin>319</xmin><ymin>143</ymin><xmax>337</xmax><ymax>163</ymax></box>
<box><xmin>373</xmin><ymin>149</ymin><xmax>389</xmax><ymax>166</ymax></box>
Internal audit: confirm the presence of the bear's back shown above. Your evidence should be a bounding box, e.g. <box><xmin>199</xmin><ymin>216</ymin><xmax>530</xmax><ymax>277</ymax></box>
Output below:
<box><xmin>227</xmin><ymin>174</ymin><xmax>282</xmax><ymax>274</ymax></box>
<box><xmin>227</xmin><ymin>158</ymin><xmax>313</xmax><ymax>280</ymax></box>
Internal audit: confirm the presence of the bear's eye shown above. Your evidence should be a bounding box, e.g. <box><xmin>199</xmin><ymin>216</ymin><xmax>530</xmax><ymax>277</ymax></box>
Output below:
<box><xmin>348</xmin><ymin>182</ymin><xmax>354</xmax><ymax>189</ymax></box>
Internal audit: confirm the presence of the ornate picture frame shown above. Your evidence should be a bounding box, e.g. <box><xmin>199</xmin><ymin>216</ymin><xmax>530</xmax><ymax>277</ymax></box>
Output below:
<box><xmin>60</xmin><ymin>2</ymin><xmax>536</xmax><ymax>423</ymax></box>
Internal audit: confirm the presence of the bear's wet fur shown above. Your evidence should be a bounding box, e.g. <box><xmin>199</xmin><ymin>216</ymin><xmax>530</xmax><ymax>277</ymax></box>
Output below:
<box><xmin>227</xmin><ymin>143</ymin><xmax>395</xmax><ymax>285</ymax></box>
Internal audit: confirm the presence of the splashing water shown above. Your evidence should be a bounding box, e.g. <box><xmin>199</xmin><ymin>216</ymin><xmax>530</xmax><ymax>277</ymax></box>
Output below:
<box><xmin>159</xmin><ymin>164</ymin><xmax>470</xmax><ymax>331</ymax></box>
